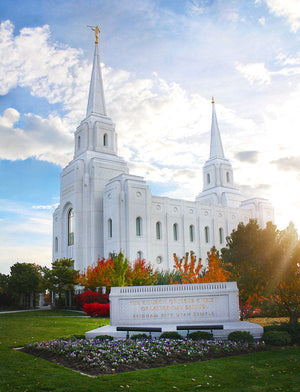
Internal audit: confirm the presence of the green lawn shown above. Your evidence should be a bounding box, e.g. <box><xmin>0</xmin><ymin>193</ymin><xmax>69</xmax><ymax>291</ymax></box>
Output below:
<box><xmin>0</xmin><ymin>311</ymin><xmax>299</xmax><ymax>392</ymax></box>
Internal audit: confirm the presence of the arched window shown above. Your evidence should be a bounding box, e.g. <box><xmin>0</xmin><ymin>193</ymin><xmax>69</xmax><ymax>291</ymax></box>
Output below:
<box><xmin>103</xmin><ymin>133</ymin><xmax>108</xmax><ymax>146</ymax></box>
<box><xmin>55</xmin><ymin>237</ymin><xmax>58</xmax><ymax>252</ymax></box>
<box><xmin>173</xmin><ymin>223</ymin><xmax>178</xmax><ymax>241</ymax></box>
<box><xmin>205</xmin><ymin>226</ymin><xmax>210</xmax><ymax>243</ymax></box>
<box><xmin>207</xmin><ymin>173</ymin><xmax>210</xmax><ymax>184</ymax></box>
<box><xmin>108</xmin><ymin>218</ymin><xmax>112</xmax><ymax>238</ymax></box>
<box><xmin>189</xmin><ymin>225</ymin><xmax>195</xmax><ymax>242</ymax></box>
<box><xmin>68</xmin><ymin>208</ymin><xmax>74</xmax><ymax>246</ymax></box>
<box><xmin>156</xmin><ymin>256</ymin><xmax>162</xmax><ymax>264</ymax></box>
<box><xmin>137</xmin><ymin>250</ymin><xmax>143</xmax><ymax>259</ymax></box>
<box><xmin>156</xmin><ymin>221</ymin><xmax>161</xmax><ymax>240</ymax></box>
<box><xmin>78</xmin><ymin>136</ymin><xmax>81</xmax><ymax>150</ymax></box>
<box><xmin>226</xmin><ymin>172</ymin><xmax>230</xmax><ymax>183</ymax></box>
<box><xmin>219</xmin><ymin>227</ymin><xmax>224</xmax><ymax>244</ymax></box>
<box><xmin>136</xmin><ymin>217</ymin><xmax>142</xmax><ymax>236</ymax></box>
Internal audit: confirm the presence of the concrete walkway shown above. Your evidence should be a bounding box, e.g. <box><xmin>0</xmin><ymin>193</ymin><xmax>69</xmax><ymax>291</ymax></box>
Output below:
<box><xmin>0</xmin><ymin>306</ymin><xmax>88</xmax><ymax>316</ymax></box>
<box><xmin>0</xmin><ymin>306</ymin><xmax>51</xmax><ymax>314</ymax></box>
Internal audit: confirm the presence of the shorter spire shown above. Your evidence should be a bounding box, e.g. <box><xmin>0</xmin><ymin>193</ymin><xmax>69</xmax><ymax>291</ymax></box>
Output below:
<box><xmin>210</xmin><ymin>98</ymin><xmax>225</xmax><ymax>159</ymax></box>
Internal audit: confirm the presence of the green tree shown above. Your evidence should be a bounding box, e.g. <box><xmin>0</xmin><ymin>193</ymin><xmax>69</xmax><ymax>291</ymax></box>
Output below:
<box><xmin>270</xmin><ymin>222</ymin><xmax>300</xmax><ymax>325</ymax></box>
<box><xmin>42</xmin><ymin>258</ymin><xmax>78</xmax><ymax>305</ymax></box>
<box><xmin>222</xmin><ymin>219</ymin><xmax>300</xmax><ymax>324</ymax></box>
<box><xmin>0</xmin><ymin>273</ymin><xmax>12</xmax><ymax>307</ymax></box>
<box><xmin>221</xmin><ymin>220</ymin><xmax>279</xmax><ymax>319</ymax></box>
<box><xmin>109</xmin><ymin>252</ymin><xmax>128</xmax><ymax>287</ymax></box>
<box><xmin>8</xmin><ymin>263</ymin><xmax>41</xmax><ymax>307</ymax></box>
<box><xmin>0</xmin><ymin>273</ymin><xmax>9</xmax><ymax>294</ymax></box>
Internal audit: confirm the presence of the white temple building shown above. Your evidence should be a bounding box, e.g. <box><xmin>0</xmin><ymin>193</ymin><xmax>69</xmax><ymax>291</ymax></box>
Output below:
<box><xmin>52</xmin><ymin>40</ymin><xmax>274</xmax><ymax>272</ymax></box>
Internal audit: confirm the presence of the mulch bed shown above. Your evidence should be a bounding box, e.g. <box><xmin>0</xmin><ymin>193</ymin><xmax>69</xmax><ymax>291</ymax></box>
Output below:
<box><xmin>20</xmin><ymin>345</ymin><xmax>269</xmax><ymax>376</ymax></box>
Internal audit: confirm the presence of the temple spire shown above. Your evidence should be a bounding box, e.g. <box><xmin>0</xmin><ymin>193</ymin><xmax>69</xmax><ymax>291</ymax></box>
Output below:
<box><xmin>86</xmin><ymin>27</ymin><xmax>107</xmax><ymax>117</ymax></box>
<box><xmin>210</xmin><ymin>97</ymin><xmax>225</xmax><ymax>159</ymax></box>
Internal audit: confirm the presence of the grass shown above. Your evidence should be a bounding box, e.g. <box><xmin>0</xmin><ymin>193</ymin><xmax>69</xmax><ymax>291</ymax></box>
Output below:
<box><xmin>0</xmin><ymin>311</ymin><xmax>299</xmax><ymax>392</ymax></box>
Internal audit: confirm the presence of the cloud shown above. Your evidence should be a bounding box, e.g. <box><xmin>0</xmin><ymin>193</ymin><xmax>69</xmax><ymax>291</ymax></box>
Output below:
<box><xmin>239</xmin><ymin>183</ymin><xmax>272</xmax><ymax>199</ymax></box>
<box><xmin>263</xmin><ymin>0</ymin><xmax>300</xmax><ymax>32</ymax></box>
<box><xmin>259</xmin><ymin>16</ymin><xmax>266</xmax><ymax>25</ymax></box>
<box><xmin>271</xmin><ymin>156</ymin><xmax>300</xmax><ymax>171</ymax></box>
<box><xmin>0</xmin><ymin>108</ymin><xmax>73</xmax><ymax>166</ymax></box>
<box><xmin>32</xmin><ymin>203</ymin><xmax>59</xmax><ymax>210</ymax></box>
<box><xmin>0</xmin><ymin>199</ymin><xmax>53</xmax><ymax>273</ymax></box>
<box><xmin>235</xmin><ymin>151</ymin><xmax>260</xmax><ymax>163</ymax></box>
<box><xmin>236</xmin><ymin>62</ymin><xmax>271</xmax><ymax>85</ymax></box>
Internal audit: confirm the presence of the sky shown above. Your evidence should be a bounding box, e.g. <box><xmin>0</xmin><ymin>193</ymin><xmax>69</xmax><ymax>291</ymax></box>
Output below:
<box><xmin>1</xmin><ymin>0</ymin><xmax>300</xmax><ymax>274</ymax></box>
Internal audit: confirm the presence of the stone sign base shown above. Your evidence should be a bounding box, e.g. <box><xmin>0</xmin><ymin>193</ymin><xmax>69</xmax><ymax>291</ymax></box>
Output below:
<box><xmin>85</xmin><ymin>283</ymin><xmax>263</xmax><ymax>340</ymax></box>
<box><xmin>85</xmin><ymin>321</ymin><xmax>263</xmax><ymax>340</ymax></box>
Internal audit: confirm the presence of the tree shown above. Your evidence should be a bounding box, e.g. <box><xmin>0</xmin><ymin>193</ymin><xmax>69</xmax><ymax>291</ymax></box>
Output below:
<box><xmin>0</xmin><ymin>273</ymin><xmax>12</xmax><ymax>307</ymax></box>
<box><xmin>42</xmin><ymin>258</ymin><xmax>78</xmax><ymax>305</ymax></box>
<box><xmin>173</xmin><ymin>249</ymin><xmax>230</xmax><ymax>284</ymax></box>
<box><xmin>271</xmin><ymin>222</ymin><xmax>300</xmax><ymax>325</ymax></box>
<box><xmin>173</xmin><ymin>252</ymin><xmax>203</xmax><ymax>284</ymax></box>
<box><xmin>126</xmin><ymin>258</ymin><xmax>157</xmax><ymax>286</ymax></box>
<box><xmin>199</xmin><ymin>248</ymin><xmax>230</xmax><ymax>283</ymax></box>
<box><xmin>77</xmin><ymin>257</ymin><xmax>113</xmax><ymax>290</ymax></box>
<box><xmin>109</xmin><ymin>252</ymin><xmax>129</xmax><ymax>287</ymax></box>
<box><xmin>222</xmin><ymin>219</ymin><xmax>300</xmax><ymax>323</ymax></box>
<box><xmin>9</xmin><ymin>263</ymin><xmax>41</xmax><ymax>307</ymax></box>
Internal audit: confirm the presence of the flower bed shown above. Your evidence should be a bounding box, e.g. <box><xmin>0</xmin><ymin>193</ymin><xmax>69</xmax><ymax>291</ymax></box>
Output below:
<box><xmin>23</xmin><ymin>337</ymin><xmax>266</xmax><ymax>376</ymax></box>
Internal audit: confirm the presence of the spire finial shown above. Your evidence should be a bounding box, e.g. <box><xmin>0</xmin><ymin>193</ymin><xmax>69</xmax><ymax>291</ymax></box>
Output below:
<box><xmin>211</xmin><ymin>96</ymin><xmax>215</xmax><ymax>104</ymax></box>
<box><xmin>87</xmin><ymin>25</ymin><xmax>100</xmax><ymax>44</ymax></box>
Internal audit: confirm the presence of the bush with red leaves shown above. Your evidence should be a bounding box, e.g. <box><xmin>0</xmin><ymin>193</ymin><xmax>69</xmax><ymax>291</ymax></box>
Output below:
<box><xmin>75</xmin><ymin>291</ymin><xmax>109</xmax><ymax>309</ymax></box>
<box><xmin>83</xmin><ymin>302</ymin><xmax>110</xmax><ymax>317</ymax></box>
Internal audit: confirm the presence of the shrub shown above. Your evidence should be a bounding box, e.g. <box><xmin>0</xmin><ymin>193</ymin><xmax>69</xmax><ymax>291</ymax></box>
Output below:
<box><xmin>227</xmin><ymin>331</ymin><xmax>254</xmax><ymax>343</ymax></box>
<box><xmin>262</xmin><ymin>330</ymin><xmax>292</xmax><ymax>346</ymax></box>
<box><xmin>264</xmin><ymin>322</ymin><xmax>300</xmax><ymax>344</ymax></box>
<box><xmin>95</xmin><ymin>335</ymin><xmax>114</xmax><ymax>341</ymax></box>
<box><xmin>131</xmin><ymin>333</ymin><xmax>150</xmax><ymax>340</ymax></box>
<box><xmin>83</xmin><ymin>302</ymin><xmax>110</xmax><ymax>317</ymax></box>
<box><xmin>188</xmin><ymin>331</ymin><xmax>213</xmax><ymax>340</ymax></box>
<box><xmin>75</xmin><ymin>291</ymin><xmax>109</xmax><ymax>308</ymax></box>
<box><xmin>160</xmin><ymin>331</ymin><xmax>182</xmax><ymax>340</ymax></box>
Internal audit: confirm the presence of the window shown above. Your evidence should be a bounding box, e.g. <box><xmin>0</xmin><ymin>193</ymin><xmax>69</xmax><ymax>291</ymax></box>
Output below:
<box><xmin>219</xmin><ymin>227</ymin><xmax>224</xmax><ymax>244</ymax></box>
<box><xmin>78</xmin><ymin>136</ymin><xmax>81</xmax><ymax>150</ymax></box>
<box><xmin>55</xmin><ymin>237</ymin><xmax>58</xmax><ymax>252</ymax></box>
<box><xmin>68</xmin><ymin>208</ymin><xmax>74</xmax><ymax>246</ymax></box>
<box><xmin>205</xmin><ymin>226</ymin><xmax>209</xmax><ymax>243</ymax></box>
<box><xmin>207</xmin><ymin>173</ymin><xmax>210</xmax><ymax>184</ymax></box>
<box><xmin>103</xmin><ymin>133</ymin><xmax>108</xmax><ymax>146</ymax></box>
<box><xmin>156</xmin><ymin>256</ymin><xmax>162</xmax><ymax>264</ymax></box>
<box><xmin>136</xmin><ymin>217</ymin><xmax>142</xmax><ymax>236</ymax></box>
<box><xmin>226</xmin><ymin>172</ymin><xmax>230</xmax><ymax>183</ymax></box>
<box><xmin>173</xmin><ymin>223</ymin><xmax>178</xmax><ymax>241</ymax></box>
<box><xmin>108</xmin><ymin>218</ymin><xmax>112</xmax><ymax>238</ymax></box>
<box><xmin>137</xmin><ymin>251</ymin><xmax>143</xmax><ymax>259</ymax></box>
<box><xmin>189</xmin><ymin>225</ymin><xmax>195</xmax><ymax>242</ymax></box>
<box><xmin>156</xmin><ymin>221</ymin><xmax>161</xmax><ymax>240</ymax></box>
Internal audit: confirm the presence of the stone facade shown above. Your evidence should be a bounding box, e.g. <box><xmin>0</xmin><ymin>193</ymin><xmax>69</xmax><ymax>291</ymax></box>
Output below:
<box><xmin>53</xmin><ymin>42</ymin><xmax>274</xmax><ymax>272</ymax></box>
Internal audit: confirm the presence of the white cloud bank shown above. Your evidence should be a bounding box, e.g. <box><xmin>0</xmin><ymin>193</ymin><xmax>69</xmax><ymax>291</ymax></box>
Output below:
<box><xmin>1</xmin><ymin>16</ymin><xmax>300</xmax><ymax>272</ymax></box>
<box><xmin>263</xmin><ymin>0</ymin><xmax>300</xmax><ymax>32</ymax></box>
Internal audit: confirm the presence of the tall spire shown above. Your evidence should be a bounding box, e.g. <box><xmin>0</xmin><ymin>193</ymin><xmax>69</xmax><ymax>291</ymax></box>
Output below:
<box><xmin>210</xmin><ymin>97</ymin><xmax>225</xmax><ymax>159</ymax></box>
<box><xmin>86</xmin><ymin>36</ymin><xmax>107</xmax><ymax>117</ymax></box>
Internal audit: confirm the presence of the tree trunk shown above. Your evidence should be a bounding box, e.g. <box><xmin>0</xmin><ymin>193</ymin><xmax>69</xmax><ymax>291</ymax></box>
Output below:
<box><xmin>19</xmin><ymin>292</ymin><xmax>24</xmax><ymax>307</ymax></box>
<box><xmin>69</xmin><ymin>290</ymin><xmax>72</xmax><ymax>307</ymax></box>
<box><xmin>29</xmin><ymin>291</ymin><xmax>34</xmax><ymax>308</ymax></box>
<box><xmin>289</xmin><ymin>308</ymin><xmax>299</xmax><ymax>325</ymax></box>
